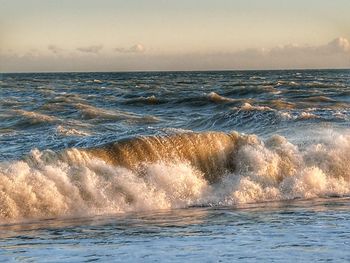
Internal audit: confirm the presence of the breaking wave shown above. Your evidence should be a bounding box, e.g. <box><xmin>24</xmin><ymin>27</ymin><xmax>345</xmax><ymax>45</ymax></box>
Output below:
<box><xmin>207</xmin><ymin>92</ymin><xmax>242</xmax><ymax>103</ymax></box>
<box><xmin>0</xmin><ymin>131</ymin><xmax>350</xmax><ymax>222</ymax></box>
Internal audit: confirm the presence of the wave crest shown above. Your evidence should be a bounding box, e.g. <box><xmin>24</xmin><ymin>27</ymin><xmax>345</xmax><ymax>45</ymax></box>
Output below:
<box><xmin>1</xmin><ymin>131</ymin><xmax>350</xmax><ymax>222</ymax></box>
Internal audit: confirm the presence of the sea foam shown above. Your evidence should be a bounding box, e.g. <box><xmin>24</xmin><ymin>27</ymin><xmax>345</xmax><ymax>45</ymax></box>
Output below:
<box><xmin>0</xmin><ymin>130</ymin><xmax>349</xmax><ymax>222</ymax></box>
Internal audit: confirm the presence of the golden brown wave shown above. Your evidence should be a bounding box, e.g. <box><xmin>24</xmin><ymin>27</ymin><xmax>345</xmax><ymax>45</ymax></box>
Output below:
<box><xmin>85</xmin><ymin>131</ymin><xmax>252</xmax><ymax>183</ymax></box>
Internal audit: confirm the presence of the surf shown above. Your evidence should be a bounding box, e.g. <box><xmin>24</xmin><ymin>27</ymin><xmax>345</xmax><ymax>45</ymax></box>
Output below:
<box><xmin>1</xmin><ymin>130</ymin><xmax>350</xmax><ymax>222</ymax></box>
<box><xmin>85</xmin><ymin>131</ymin><xmax>243</xmax><ymax>183</ymax></box>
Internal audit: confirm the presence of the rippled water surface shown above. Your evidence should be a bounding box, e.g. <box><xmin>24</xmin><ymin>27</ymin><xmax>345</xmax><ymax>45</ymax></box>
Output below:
<box><xmin>1</xmin><ymin>70</ymin><xmax>349</xmax><ymax>159</ymax></box>
<box><xmin>1</xmin><ymin>70</ymin><xmax>350</xmax><ymax>261</ymax></box>
<box><xmin>1</xmin><ymin>199</ymin><xmax>350</xmax><ymax>262</ymax></box>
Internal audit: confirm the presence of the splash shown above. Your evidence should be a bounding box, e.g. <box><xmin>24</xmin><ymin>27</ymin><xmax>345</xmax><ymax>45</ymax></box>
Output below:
<box><xmin>0</xmin><ymin>130</ymin><xmax>349</xmax><ymax>222</ymax></box>
<box><xmin>86</xmin><ymin>131</ymin><xmax>241</xmax><ymax>183</ymax></box>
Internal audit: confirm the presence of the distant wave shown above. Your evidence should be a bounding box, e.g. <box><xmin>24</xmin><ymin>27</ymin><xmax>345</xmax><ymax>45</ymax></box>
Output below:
<box><xmin>168</xmin><ymin>92</ymin><xmax>255</xmax><ymax>107</ymax></box>
<box><xmin>268</xmin><ymin>99</ymin><xmax>296</xmax><ymax>110</ymax></box>
<box><xmin>276</xmin><ymin>80</ymin><xmax>299</xmax><ymax>86</ymax></box>
<box><xmin>207</xmin><ymin>92</ymin><xmax>241</xmax><ymax>103</ymax></box>
<box><xmin>123</xmin><ymin>95</ymin><xmax>161</xmax><ymax>105</ymax></box>
<box><xmin>302</xmin><ymin>96</ymin><xmax>336</xmax><ymax>103</ymax></box>
<box><xmin>1</xmin><ymin>130</ymin><xmax>350</xmax><ymax>222</ymax></box>
<box><xmin>1</xmin><ymin>99</ymin><xmax>23</xmax><ymax>107</ymax></box>
<box><xmin>75</xmin><ymin>103</ymin><xmax>159</xmax><ymax>123</ymax></box>
<box><xmin>12</xmin><ymin>110</ymin><xmax>58</xmax><ymax>125</ymax></box>
<box><xmin>56</xmin><ymin>125</ymin><xmax>90</xmax><ymax>137</ymax></box>
<box><xmin>297</xmin><ymin>111</ymin><xmax>320</xmax><ymax>120</ymax></box>
<box><xmin>231</xmin><ymin>102</ymin><xmax>274</xmax><ymax>111</ymax></box>
<box><xmin>116</xmin><ymin>90</ymin><xmax>345</xmax><ymax>111</ymax></box>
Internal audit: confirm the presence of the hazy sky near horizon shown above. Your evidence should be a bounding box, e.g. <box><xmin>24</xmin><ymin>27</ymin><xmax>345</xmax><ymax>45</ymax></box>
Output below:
<box><xmin>1</xmin><ymin>0</ymin><xmax>350</xmax><ymax>72</ymax></box>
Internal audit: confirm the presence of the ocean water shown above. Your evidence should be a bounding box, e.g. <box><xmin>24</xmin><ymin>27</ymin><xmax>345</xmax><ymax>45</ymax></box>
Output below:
<box><xmin>1</xmin><ymin>70</ymin><xmax>350</xmax><ymax>261</ymax></box>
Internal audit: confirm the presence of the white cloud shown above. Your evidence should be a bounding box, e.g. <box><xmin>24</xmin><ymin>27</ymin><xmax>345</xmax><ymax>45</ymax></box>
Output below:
<box><xmin>326</xmin><ymin>37</ymin><xmax>350</xmax><ymax>53</ymax></box>
<box><xmin>76</xmin><ymin>45</ymin><xmax>103</xmax><ymax>54</ymax></box>
<box><xmin>1</xmin><ymin>38</ymin><xmax>349</xmax><ymax>72</ymax></box>
<box><xmin>265</xmin><ymin>37</ymin><xmax>350</xmax><ymax>57</ymax></box>
<box><xmin>215</xmin><ymin>37</ymin><xmax>350</xmax><ymax>69</ymax></box>
<box><xmin>115</xmin><ymin>43</ymin><xmax>145</xmax><ymax>53</ymax></box>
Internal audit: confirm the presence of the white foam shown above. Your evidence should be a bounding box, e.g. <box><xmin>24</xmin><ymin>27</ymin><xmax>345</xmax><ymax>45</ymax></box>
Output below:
<box><xmin>232</xmin><ymin>102</ymin><xmax>274</xmax><ymax>111</ymax></box>
<box><xmin>298</xmin><ymin>111</ymin><xmax>319</xmax><ymax>120</ymax></box>
<box><xmin>56</xmin><ymin>125</ymin><xmax>90</xmax><ymax>136</ymax></box>
<box><xmin>1</xmin><ymin>131</ymin><xmax>350</xmax><ymax>222</ymax></box>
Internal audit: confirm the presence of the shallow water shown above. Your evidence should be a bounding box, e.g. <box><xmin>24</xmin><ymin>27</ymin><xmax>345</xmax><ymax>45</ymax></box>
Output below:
<box><xmin>1</xmin><ymin>70</ymin><xmax>350</xmax><ymax>261</ymax></box>
<box><xmin>1</xmin><ymin>198</ymin><xmax>350</xmax><ymax>262</ymax></box>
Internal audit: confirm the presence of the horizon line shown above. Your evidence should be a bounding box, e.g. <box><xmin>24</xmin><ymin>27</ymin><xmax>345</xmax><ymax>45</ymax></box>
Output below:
<box><xmin>1</xmin><ymin>67</ymin><xmax>349</xmax><ymax>74</ymax></box>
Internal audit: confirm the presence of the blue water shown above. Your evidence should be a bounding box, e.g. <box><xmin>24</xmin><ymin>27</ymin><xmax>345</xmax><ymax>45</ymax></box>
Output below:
<box><xmin>1</xmin><ymin>70</ymin><xmax>350</xmax><ymax>261</ymax></box>
<box><xmin>1</xmin><ymin>199</ymin><xmax>350</xmax><ymax>262</ymax></box>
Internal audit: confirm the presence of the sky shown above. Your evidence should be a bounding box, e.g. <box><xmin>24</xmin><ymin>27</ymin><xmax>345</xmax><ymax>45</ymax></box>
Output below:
<box><xmin>0</xmin><ymin>0</ymin><xmax>350</xmax><ymax>72</ymax></box>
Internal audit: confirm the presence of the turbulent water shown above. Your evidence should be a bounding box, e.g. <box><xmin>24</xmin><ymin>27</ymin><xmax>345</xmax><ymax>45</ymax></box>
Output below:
<box><xmin>1</xmin><ymin>70</ymin><xmax>350</xmax><ymax>261</ymax></box>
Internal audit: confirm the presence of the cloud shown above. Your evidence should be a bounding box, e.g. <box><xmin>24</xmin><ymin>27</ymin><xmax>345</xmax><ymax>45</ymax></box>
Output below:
<box><xmin>1</xmin><ymin>37</ymin><xmax>349</xmax><ymax>72</ymax></box>
<box><xmin>266</xmin><ymin>37</ymin><xmax>350</xmax><ymax>57</ymax></box>
<box><xmin>326</xmin><ymin>37</ymin><xmax>350</xmax><ymax>53</ymax></box>
<box><xmin>76</xmin><ymin>45</ymin><xmax>103</xmax><ymax>54</ymax></box>
<box><xmin>115</xmin><ymin>43</ymin><xmax>145</xmax><ymax>53</ymax></box>
<box><xmin>48</xmin><ymin>45</ymin><xmax>63</xmax><ymax>54</ymax></box>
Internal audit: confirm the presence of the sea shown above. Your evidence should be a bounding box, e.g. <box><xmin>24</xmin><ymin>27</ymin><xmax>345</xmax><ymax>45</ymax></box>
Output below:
<box><xmin>0</xmin><ymin>69</ymin><xmax>350</xmax><ymax>262</ymax></box>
